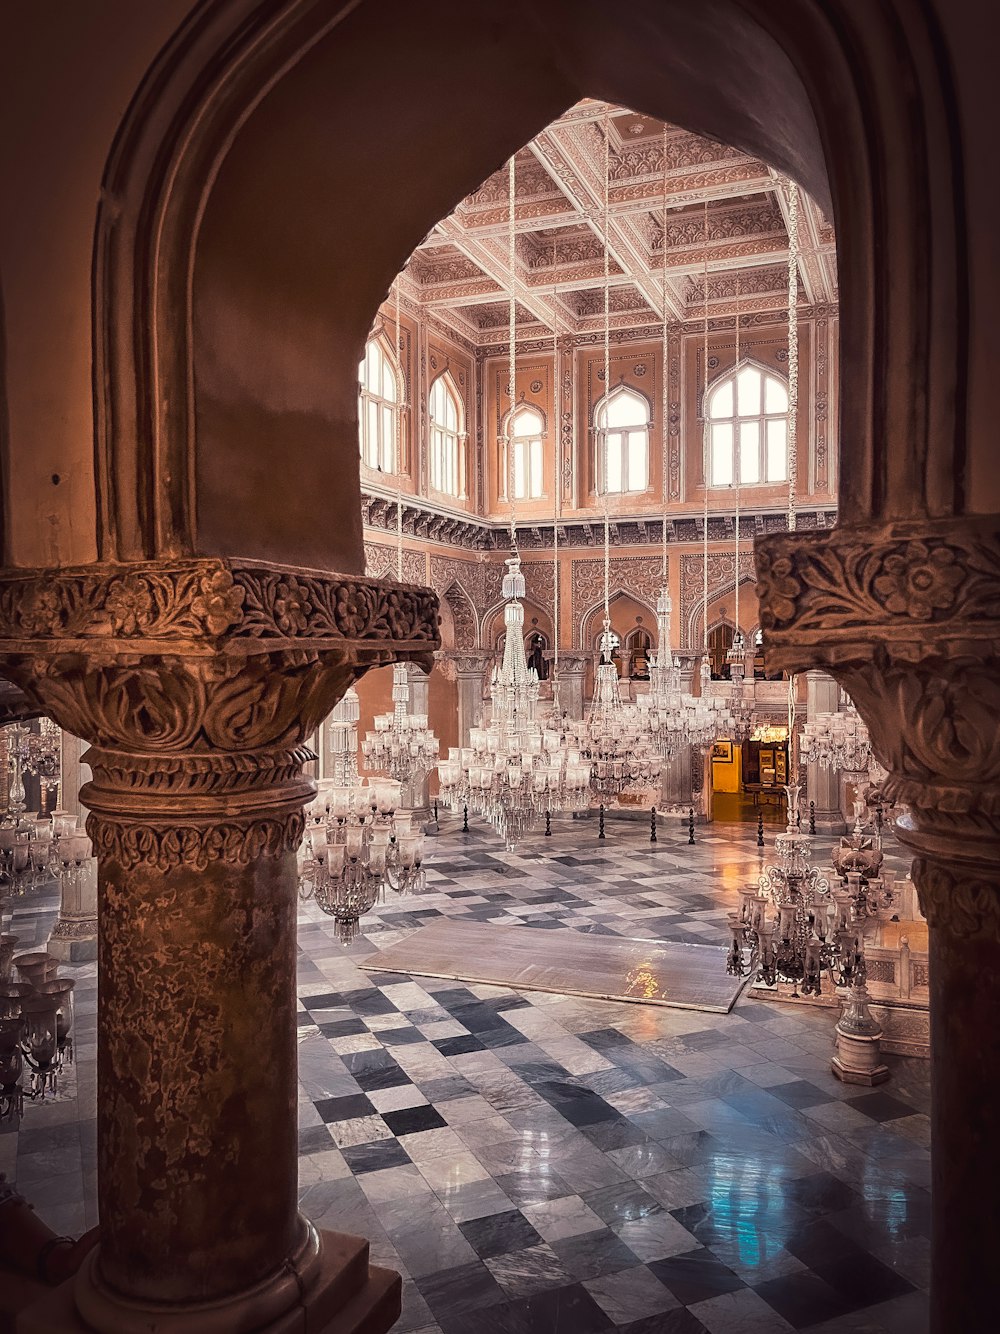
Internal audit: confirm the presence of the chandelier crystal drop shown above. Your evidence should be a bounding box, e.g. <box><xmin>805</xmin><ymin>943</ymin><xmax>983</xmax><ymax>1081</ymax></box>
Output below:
<box><xmin>638</xmin><ymin>588</ymin><xmax>690</xmax><ymax>759</ymax></box>
<box><xmin>361</xmin><ymin>663</ymin><xmax>440</xmax><ymax>786</ymax></box>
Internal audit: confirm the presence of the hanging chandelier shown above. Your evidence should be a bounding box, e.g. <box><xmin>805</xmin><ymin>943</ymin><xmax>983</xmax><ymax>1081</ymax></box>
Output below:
<box><xmin>436</xmin><ymin>156</ymin><xmax>589</xmax><ymax>849</ymax></box>
<box><xmin>800</xmin><ymin>695</ymin><xmax>873</xmax><ymax>775</ymax></box>
<box><xmin>580</xmin><ymin>115</ymin><xmax>663</xmax><ymax>807</ymax></box>
<box><xmin>361</xmin><ymin>663</ymin><xmax>440</xmax><ymax>785</ymax></box>
<box><xmin>361</xmin><ymin>282</ymin><xmax>441</xmax><ymax>791</ymax></box>
<box><xmin>437</xmin><ymin>554</ymin><xmax>590</xmax><ymax>848</ymax></box>
<box><xmin>1</xmin><ymin>940</ymin><xmax>76</xmax><ymax>1121</ymax></box>
<box><xmin>635</xmin><ymin>133</ymin><xmax>700</xmax><ymax>764</ymax></box>
<box><xmin>298</xmin><ymin>777</ymin><xmax>425</xmax><ymax>943</ymax></box>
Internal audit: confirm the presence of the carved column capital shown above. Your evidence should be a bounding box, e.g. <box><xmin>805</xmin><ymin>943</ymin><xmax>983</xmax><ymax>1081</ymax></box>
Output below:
<box><xmin>441</xmin><ymin>649</ymin><xmax>493</xmax><ymax>678</ymax></box>
<box><xmin>756</xmin><ymin>516</ymin><xmax>1000</xmax><ymax>938</ymax></box>
<box><xmin>0</xmin><ymin>558</ymin><xmax>440</xmax><ymax>868</ymax></box>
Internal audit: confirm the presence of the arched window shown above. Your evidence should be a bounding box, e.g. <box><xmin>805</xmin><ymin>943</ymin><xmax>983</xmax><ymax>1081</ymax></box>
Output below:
<box><xmin>707</xmin><ymin>363</ymin><xmax>788</xmax><ymax>486</ymax></box>
<box><xmin>358</xmin><ymin>337</ymin><xmax>400</xmax><ymax>473</ymax></box>
<box><xmin>502</xmin><ymin>405</ymin><xmax>545</xmax><ymax>500</ymax></box>
<box><xmin>596</xmin><ymin>387</ymin><xmax>649</xmax><ymax>494</ymax></box>
<box><xmin>429</xmin><ymin>374</ymin><xmax>465</xmax><ymax>497</ymax></box>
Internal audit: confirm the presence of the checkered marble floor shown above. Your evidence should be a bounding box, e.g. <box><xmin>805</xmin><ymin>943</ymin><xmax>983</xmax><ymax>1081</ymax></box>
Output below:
<box><xmin>3</xmin><ymin>813</ymin><xmax>930</xmax><ymax>1334</ymax></box>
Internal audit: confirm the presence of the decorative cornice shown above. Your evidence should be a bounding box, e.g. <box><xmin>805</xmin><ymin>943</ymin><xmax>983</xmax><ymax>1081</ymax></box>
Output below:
<box><xmin>363</xmin><ymin>488</ymin><xmax>838</xmax><ymax>553</ymax></box>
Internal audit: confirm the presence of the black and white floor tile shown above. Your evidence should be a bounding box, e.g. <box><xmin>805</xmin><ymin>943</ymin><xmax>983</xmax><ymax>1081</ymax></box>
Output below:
<box><xmin>4</xmin><ymin>812</ymin><xmax>929</xmax><ymax>1333</ymax></box>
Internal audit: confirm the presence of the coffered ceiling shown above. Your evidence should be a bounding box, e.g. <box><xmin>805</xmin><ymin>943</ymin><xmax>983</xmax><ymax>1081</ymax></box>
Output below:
<box><xmin>398</xmin><ymin>100</ymin><xmax>836</xmax><ymax>348</ymax></box>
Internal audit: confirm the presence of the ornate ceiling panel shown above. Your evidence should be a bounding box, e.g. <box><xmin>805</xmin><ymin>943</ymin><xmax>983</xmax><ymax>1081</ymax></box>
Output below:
<box><xmin>395</xmin><ymin>100</ymin><xmax>836</xmax><ymax>343</ymax></box>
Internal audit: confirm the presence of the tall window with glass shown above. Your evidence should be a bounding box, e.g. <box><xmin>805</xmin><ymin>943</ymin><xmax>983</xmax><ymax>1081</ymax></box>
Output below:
<box><xmin>429</xmin><ymin>374</ymin><xmax>465</xmax><ymax>497</ymax></box>
<box><xmin>707</xmin><ymin>363</ymin><xmax>788</xmax><ymax>486</ymax></box>
<box><xmin>358</xmin><ymin>337</ymin><xmax>400</xmax><ymax>473</ymax></box>
<box><xmin>595</xmin><ymin>387</ymin><xmax>649</xmax><ymax>495</ymax></box>
<box><xmin>503</xmin><ymin>405</ymin><xmax>545</xmax><ymax>501</ymax></box>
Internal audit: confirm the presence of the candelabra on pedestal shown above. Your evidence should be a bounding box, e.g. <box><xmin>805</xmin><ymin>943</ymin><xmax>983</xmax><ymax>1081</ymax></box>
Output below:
<box><xmin>0</xmin><ymin>946</ymin><xmax>75</xmax><ymax>1122</ymax></box>
<box><xmin>726</xmin><ymin>783</ymin><xmax>889</xmax><ymax>1085</ymax></box>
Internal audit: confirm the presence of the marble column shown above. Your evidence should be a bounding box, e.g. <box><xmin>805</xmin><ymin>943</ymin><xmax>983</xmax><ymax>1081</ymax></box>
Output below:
<box><xmin>49</xmin><ymin>729</ymin><xmax>98</xmax><ymax>963</ymax></box>
<box><xmin>804</xmin><ymin>669</ymin><xmax>847</xmax><ymax>831</ymax></box>
<box><xmin>757</xmin><ymin>516</ymin><xmax>1000</xmax><ymax>1334</ymax></box>
<box><xmin>0</xmin><ymin>558</ymin><xmax>437</xmax><ymax>1334</ymax></box>
<box><xmin>448</xmin><ymin>651</ymin><xmax>492</xmax><ymax>748</ymax></box>
<box><xmin>401</xmin><ymin>662</ymin><xmax>432</xmax><ymax>822</ymax></box>
<box><xmin>548</xmin><ymin>652</ymin><xmax>590</xmax><ymax>720</ymax></box>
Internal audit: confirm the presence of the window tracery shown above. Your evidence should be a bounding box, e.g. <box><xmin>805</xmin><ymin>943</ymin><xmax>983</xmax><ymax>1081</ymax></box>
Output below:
<box><xmin>595</xmin><ymin>386</ymin><xmax>649</xmax><ymax>494</ymax></box>
<box><xmin>429</xmin><ymin>373</ymin><xmax>465</xmax><ymax>498</ymax></box>
<box><xmin>358</xmin><ymin>337</ymin><xmax>400</xmax><ymax>473</ymax></box>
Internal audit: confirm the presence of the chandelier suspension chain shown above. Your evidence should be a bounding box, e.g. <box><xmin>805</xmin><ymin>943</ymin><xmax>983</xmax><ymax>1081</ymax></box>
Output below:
<box><xmin>785</xmin><ymin>178</ymin><xmax>801</xmax><ymax>756</ymax></box>
<box><xmin>660</xmin><ymin>127</ymin><xmax>669</xmax><ymax>585</ymax></box>
<box><xmin>734</xmin><ymin>271</ymin><xmax>741</xmax><ymax>639</ymax></box>
<box><xmin>553</xmin><ymin>308</ymin><xmax>560</xmax><ymax>683</ymax></box>
<box><xmin>786</xmin><ymin>179</ymin><xmax>799</xmax><ymax>536</ymax></box>
<box><xmin>395</xmin><ymin>275</ymin><xmax>404</xmax><ymax>582</ymax></box>
<box><xmin>702</xmin><ymin>199</ymin><xmax>710</xmax><ymax>655</ymax></box>
<box><xmin>508</xmin><ymin>154</ymin><xmax>518</xmax><ymax>552</ymax></box>
<box><xmin>602</xmin><ymin>109</ymin><xmax>611</xmax><ymax>626</ymax></box>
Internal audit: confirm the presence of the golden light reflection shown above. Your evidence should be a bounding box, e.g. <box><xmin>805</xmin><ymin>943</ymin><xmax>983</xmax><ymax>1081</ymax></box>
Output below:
<box><xmin>625</xmin><ymin>965</ymin><xmax>662</xmax><ymax>1000</ymax></box>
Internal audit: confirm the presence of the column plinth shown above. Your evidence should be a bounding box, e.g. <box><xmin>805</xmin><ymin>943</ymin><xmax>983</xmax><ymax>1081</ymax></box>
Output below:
<box><xmin>0</xmin><ymin>557</ymin><xmax>437</xmax><ymax>1333</ymax></box>
<box><xmin>757</xmin><ymin>517</ymin><xmax>1000</xmax><ymax>1334</ymax></box>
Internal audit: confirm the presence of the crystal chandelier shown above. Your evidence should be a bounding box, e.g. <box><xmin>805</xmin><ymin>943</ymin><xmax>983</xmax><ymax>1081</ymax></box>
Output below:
<box><xmin>325</xmin><ymin>685</ymin><xmax>361</xmax><ymax>787</ymax></box>
<box><xmin>360</xmin><ymin>277</ymin><xmax>439</xmax><ymax>789</ymax></box>
<box><xmin>298</xmin><ymin>777</ymin><xmax>424</xmax><ymax>943</ymax></box>
<box><xmin>438</xmin><ymin>555</ymin><xmax>590</xmax><ymax>848</ymax></box>
<box><xmin>3</xmin><ymin>719</ymin><xmax>61</xmax><ymax>821</ymax></box>
<box><xmin>800</xmin><ymin>694</ymin><xmax>873</xmax><ymax>775</ymax></box>
<box><xmin>1</xmin><ymin>941</ymin><xmax>76</xmax><ymax>1121</ymax></box>
<box><xmin>725</xmin><ymin>782</ymin><xmax>864</xmax><ymax>996</ymax></box>
<box><xmin>437</xmin><ymin>155</ymin><xmax>589</xmax><ymax>848</ymax></box>
<box><xmin>361</xmin><ymin>663</ymin><xmax>440</xmax><ymax>785</ymax></box>
<box><xmin>638</xmin><ymin>589</ymin><xmax>690</xmax><ymax>759</ymax></box>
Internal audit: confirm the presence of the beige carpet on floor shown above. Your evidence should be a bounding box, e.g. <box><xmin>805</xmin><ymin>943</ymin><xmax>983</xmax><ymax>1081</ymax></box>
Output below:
<box><xmin>361</xmin><ymin>919</ymin><xmax>747</xmax><ymax>1012</ymax></box>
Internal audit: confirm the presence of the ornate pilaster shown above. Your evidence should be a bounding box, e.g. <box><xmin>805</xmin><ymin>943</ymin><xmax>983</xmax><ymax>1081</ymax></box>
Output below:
<box><xmin>757</xmin><ymin>516</ymin><xmax>1000</xmax><ymax>1334</ymax></box>
<box><xmin>442</xmin><ymin>650</ymin><xmax>492</xmax><ymax>748</ymax></box>
<box><xmin>48</xmin><ymin>729</ymin><xmax>98</xmax><ymax>962</ymax></box>
<box><xmin>547</xmin><ymin>651</ymin><xmax>590</xmax><ymax>720</ymax></box>
<box><xmin>804</xmin><ymin>670</ymin><xmax>847</xmax><ymax>832</ymax></box>
<box><xmin>0</xmin><ymin>558</ymin><xmax>436</xmax><ymax>1333</ymax></box>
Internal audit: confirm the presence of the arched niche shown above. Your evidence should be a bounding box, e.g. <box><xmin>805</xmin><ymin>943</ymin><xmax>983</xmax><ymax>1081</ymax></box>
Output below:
<box><xmin>80</xmin><ymin>0</ymin><xmax>966</xmax><ymax>576</ymax></box>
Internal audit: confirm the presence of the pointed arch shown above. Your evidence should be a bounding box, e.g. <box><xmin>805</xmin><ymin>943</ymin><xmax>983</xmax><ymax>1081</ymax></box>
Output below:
<box><xmin>440</xmin><ymin>579</ymin><xmax>478</xmax><ymax>650</ymax></box>
<box><xmin>579</xmin><ymin>588</ymin><xmax>657</xmax><ymax>650</ymax></box>
<box><xmin>683</xmin><ymin>573</ymin><xmax>758</xmax><ymax>650</ymax></box>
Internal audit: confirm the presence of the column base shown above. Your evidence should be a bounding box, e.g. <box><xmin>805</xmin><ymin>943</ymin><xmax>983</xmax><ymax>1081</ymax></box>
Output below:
<box><xmin>46</xmin><ymin>931</ymin><xmax>98</xmax><ymax>964</ymax></box>
<box><xmin>18</xmin><ymin>1230</ymin><xmax>401</xmax><ymax>1334</ymax></box>
<box><xmin>811</xmin><ymin>815</ymin><xmax>848</xmax><ymax>835</ymax></box>
<box><xmin>831</xmin><ymin>1052</ymin><xmax>890</xmax><ymax>1085</ymax></box>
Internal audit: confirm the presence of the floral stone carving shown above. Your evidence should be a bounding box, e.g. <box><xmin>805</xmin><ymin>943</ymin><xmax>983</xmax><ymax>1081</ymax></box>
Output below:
<box><xmin>0</xmin><ymin>558</ymin><xmax>441</xmax><ymax>869</ymax></box>
<box><xmin>756</xmin><ymin>517</ymin><xmax>1000</xmax><ymax>939</ymax></box>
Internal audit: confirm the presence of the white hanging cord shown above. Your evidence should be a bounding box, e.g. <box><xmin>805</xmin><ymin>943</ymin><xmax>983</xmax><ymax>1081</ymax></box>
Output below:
<box><xmin>660</xmin><ymin>127</ymin><xmax>669</xmax><ymax>586</ymax></box>
<box><xmin>734</xmin><ymin>273</ymin><xmax>741</xmax><ymax>638</ymax></box>
<box><xmin>785</xmin><ymin>179</ymin><xmax>801</xmax><ymax>765</ymax></box>
<box><xmin>508</xmin><ymin>154</ymin><xmax>518</xmax><ymax>552</ymax></box>
<box><xmin>702</xmin><ymin>199</ymin><xmax>710</xmax><ymax>657</ymax></box>
<box><xmin>553</xmin><ymin>309</ymin><xmax>560</xmax><ymax>682</ymax></box>
<box><xmin>602</xmin><ymin>108</ymin><xmax>612</xmax><ymax>628</ymax></box>
<box><xmin>786</xmin><ymin>179</ymin><xmax>799</xmax><ymax>535</ymax></box>
<box><xmin>394</xmin><ymin>276</ymin><xmax>404</xmax><ymax>582</ymax></box>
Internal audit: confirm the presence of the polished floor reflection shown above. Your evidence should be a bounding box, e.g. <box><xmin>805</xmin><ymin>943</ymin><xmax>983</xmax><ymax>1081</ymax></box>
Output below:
<box><xmin>3</xmin><ymin>813</ymin><xmax>929</xmax><ymax>1333</ymax></box>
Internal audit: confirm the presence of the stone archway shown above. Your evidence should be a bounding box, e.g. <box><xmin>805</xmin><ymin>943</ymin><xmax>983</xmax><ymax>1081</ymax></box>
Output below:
<box><xmin>0</xmin><ymin>2</ymin><xmax>988</xmax><ymax>1331</ymax></box>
